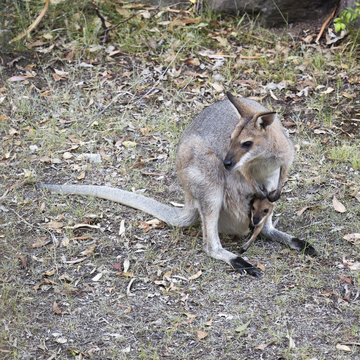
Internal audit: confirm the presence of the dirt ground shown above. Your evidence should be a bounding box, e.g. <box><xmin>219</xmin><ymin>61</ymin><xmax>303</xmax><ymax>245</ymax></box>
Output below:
<box><xmin>1</xmin><ymin>2</ymin><xmax>360</xmax><ymax>359</ymax></box>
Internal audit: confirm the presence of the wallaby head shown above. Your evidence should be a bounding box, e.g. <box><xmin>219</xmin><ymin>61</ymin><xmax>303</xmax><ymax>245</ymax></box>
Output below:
<box><xmin>250</xmin><ymin>195</ymin><xmax>274</xmax><ymax>227</ymax></box>
<box><xmin>223</xmin><ymin>92</ymin><xmax>276</xmax><ymax>171</ymax></box>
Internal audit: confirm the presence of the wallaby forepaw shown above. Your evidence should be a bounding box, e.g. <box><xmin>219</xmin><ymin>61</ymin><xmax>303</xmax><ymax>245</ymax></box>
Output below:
<box><xmin>230</xmin><ymin>257</ymin><xmax>262</xmax><ymax>277</ymax></box>
<box><xmin>291</xmin><ymin>238</ymin><xmax>317</xmax><ymax>256</ymax></box>
<box><xmin>267</xmin><ymin>189</ymin><xmax>281</xmax><ymax>202</ymax></box>
<box><xmin>256</xmin><ymin>184</ymin><xmax>268</xmax><ymax>199</ymax></box>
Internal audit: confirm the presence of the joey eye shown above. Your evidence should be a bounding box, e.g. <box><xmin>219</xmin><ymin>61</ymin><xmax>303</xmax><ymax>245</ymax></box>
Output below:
<box><xmin>241</xmin><ymin>141</ymin><xmax>253</xmax><ymax>149</ymax></box>
<box><xmin>251</xmin><ymin>206</ymin><xmax>255</xmax><ymax>211</ymax></box>
<box><xmin>263</xmin><ymin>209</ymin><xmax>269</xmax><ymax>214</ymax></box>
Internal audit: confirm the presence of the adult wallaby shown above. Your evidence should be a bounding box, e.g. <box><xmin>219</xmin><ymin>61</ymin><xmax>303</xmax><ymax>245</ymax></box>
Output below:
<box><xmin>39</xmin><ymin>93</ymin><xmax>315</xmax><ymax>277</ymax></box>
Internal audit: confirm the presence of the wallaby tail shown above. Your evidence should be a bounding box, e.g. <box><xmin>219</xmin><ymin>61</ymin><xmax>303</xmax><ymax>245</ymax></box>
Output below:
<box><xmin>37</xmin><ymin>184</ymin><xmax>198</xmax><ymax>227</ymax></box>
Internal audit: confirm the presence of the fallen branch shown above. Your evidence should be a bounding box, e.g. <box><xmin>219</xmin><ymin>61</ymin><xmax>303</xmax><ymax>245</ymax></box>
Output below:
<box><xmin>315</xmin><ymin>7</ymin><xmax>336</xmax><ymax>43</ymax></box>
<box><xmin>10</xmin><ymin>0</ymin><xmax>50</xmax><ymax>44</ymax></box>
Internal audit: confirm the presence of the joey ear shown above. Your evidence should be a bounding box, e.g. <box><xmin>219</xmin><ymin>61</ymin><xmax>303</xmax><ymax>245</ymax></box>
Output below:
<box><xmin>226</xmin><ymin>92</ymin><xmax>256</xmax><ymax>120</ymax></box>
<box><xmin>253</xmin><ymin>112</ymin><xmax>276</xmax><ymax>130</ymax></box>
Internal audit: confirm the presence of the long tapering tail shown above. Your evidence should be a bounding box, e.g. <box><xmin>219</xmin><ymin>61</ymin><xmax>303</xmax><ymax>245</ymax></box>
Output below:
<box><xmin>38</xmin><ymin>184</ymin><xmax>198</xmax><ymax>227</ymax></box>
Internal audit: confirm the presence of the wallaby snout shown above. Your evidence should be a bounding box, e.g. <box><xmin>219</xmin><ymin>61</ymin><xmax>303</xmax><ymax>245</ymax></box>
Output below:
<box><xmin>223</xmin><ymin>157</ymin><xmax>233</xmax><ymax>170</ymax></box>
<box><xmin>252</xmin><ymin>216</ymin><xmax>261</xmax><ymax>226</ymax></box>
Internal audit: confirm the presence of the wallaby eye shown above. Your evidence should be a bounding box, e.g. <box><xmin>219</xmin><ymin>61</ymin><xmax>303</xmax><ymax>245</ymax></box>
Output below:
<box><xmin>241</xmin><ymin>141</ymin><xmax>253</xmax><ymax>149</ymax></box>
<box><xmin>263</xmin><ymin>209</ymin><xmax>269</xmax><ymax>214</ymax></box>
<box><xmin>251</xmin><ymin>206</ymin><xmax>255</xmax><ymax>211</ymax></box>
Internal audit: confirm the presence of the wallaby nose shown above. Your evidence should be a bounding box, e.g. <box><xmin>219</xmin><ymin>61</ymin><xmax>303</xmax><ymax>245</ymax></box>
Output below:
<box><xmin>223</xmin><ymin>158</ymin><xmax>233</xmax><ymax>169</ymax></box>
<box><xmin>252</xmin><ymin>216</ymin><xmax>260</xmax><ymax>226</ymax></box>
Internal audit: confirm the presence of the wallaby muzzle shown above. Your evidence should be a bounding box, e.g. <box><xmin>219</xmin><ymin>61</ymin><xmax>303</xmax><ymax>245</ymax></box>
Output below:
<box><xmin>223</xmin><ymin>153</ymin><xmax>234</xmax><ymax>170</ymax></box>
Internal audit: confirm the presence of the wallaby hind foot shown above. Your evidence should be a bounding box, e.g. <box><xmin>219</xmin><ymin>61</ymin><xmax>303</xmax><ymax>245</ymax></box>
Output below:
<box><xmin>230</xmin><ymin>257</ymin><xmax>262</xmax><ymax>277</ymax></box>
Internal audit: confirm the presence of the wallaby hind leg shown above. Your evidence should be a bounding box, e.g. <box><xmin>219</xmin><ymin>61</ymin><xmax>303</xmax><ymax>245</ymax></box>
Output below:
<box><xmin>186</xmin><ymin>173</ymin><xmax>261</xmax><ymax>277</ymax></box>
<box><xmin>199</xmin><ymin>200</ymin><xmax>261</xmax><ymax>277</ymax></box>
<box><xmin>261</xmin><ymin>213</ymin><xmax>316</xmax><ymax>255</ymax></box>
<box><xmin>177</xmin><ymin>139</ymin><xmax>261</xmax><ymax>276</ymax></box>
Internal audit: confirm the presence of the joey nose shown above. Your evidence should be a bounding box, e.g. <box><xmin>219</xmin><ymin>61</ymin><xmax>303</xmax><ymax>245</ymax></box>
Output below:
<box><xmin>252</xmin><ymin>216</ymin><xmax>260</xmax><ymax>226</ymax></box>
<box><xmin>223</xmin><ymin>158</ymin><xmax>233</xmax><ymax>169</ymax></box>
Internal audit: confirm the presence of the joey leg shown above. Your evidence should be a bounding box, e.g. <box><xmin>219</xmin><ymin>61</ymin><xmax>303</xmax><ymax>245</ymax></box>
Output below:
<box><xmin>261</xmin><ymin>213</ymin><xmax>316</xmax><ymax>256</ymax></box>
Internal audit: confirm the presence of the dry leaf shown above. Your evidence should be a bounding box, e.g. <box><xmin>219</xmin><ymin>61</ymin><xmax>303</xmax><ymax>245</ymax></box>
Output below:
<box><xmin>54</xmin><ymin>68</ymin><xmax>69</xmax><ymax>77</ymax></box>
<box><xmin>53</xmin><ymin>301</ymin><xmax>62</xmax><ymax>314</ymax></box>
<box><xmin>17</xmin><ymin>255</ymin><xmax>28</xmax><ymax>268</ymax></box>
<box><xmin>286</xmin><ymin>334</ymin><xmax>296</xmax><ymax>349</ymax></box>
<box><xmin>336</xmin><ymin>344</ymin><xmax>351</xmax><ymax>352</ymax></box>
<box><xmin>342</xmin><ymin>256</ymin><xmax>360</xmax><ymax>271</ymax></box>
<box><xmin>127</xmin><ymin>278</ymin><xmax>136</xmax><ymax>296</ymax></box>
<box><xmin>189</xmin><ymin>270</ymin><xmax>202</xmax><ymax>281</ymax></box>
<box><xmin>45</xmin><ymin>220</ymin><xmax>64</xmax><ymax>231</ymax></box>
<box><xmin>321</xmin><ymin>87</ymin><xmax>334</xmax><ymax>94</ymax></box>
<box><xmin>71</xmin><ymin>223</ymin><xmax>100</xmax><ymax>230</ymax></box>
<box><xmin>196</xmin><ymin>330</ymin><xmax>208</xmax><ymax>339</ymax></box>
<box><xmin>92</xmin><ymin>273</ymin><xmax>103</xmax><ymax>282</ymax></box>
<box><xmin>343</xmin><ymin>233</ymin><xmax>360</xmax><ymax>243</ymax></box>
<box><xmin>212</xmin><ymin>82</ymin><xmax>224</xmax><ymax>93</ymax></box>
<box><xmin>119</xmin><ymin>219</ymin><xmax>125</xmax><ymax>236</ymax></box>
<box><xmin>338</xmin><ymin>275</ymin><xmax>352</xmax><ymax>284</ymax></box>
<box><xmin>80</xmin><ymin>244</ymin><xmax>96</xmax><ymax>256</ymax></box>
<box><xmin>65</xmin><ymin>257</ymin><xmax>87</xmax><ymax>264</ymax></box>
<box><xmin>40</xmin><ymin>155</ymin><xmax>52</xmax><ymax>163</ymax></box>
<box><xmin>45</xmin><ymin>268</ymin><xmax>56</xmax><ymax>277</ymax></box>
<box><xmin>140</xmin><ymin>127</ymin><xmax>151</xmax><ymax>136</ymax></box>
<box><xmin>255</xmin><ymin>341</ymin><xmax>275</xmax><ymax>350</ymax></box>
<box><xmin>283</xmin><ymin>121</ymin><xmax>296</xmax><ymax>128</ymax></box>
<box><xmin>297</xmin><ymin>206</ymin><xmax>309</xmax><ymax>216</ymax></box>
<box><xmin>116</xmin><ymin>271</ymin><xmax>135</xmax><ymax>278</ymax></box>
<box><xmin>185</xmin><ymin>57</ymin><xmax>200</xmax><ymax>66</ymax></box>
<box><xmin>122</xmin><ymin>141</ymin><xmax>137</xmax><ymax>148</ymax></box>
<box><xmin>77</xmin><ymin>171</ymin><xmax>86</xmax><ymax>180</ymax></box>
<box><xmin>138</xmin><ymin>218</ymin><xmax>164</xmax><ymax>232</ymax></box>
<box><xmin>63</xmin><ymin>151</ymin><xmax>73</xmax><ymax>159</ymax></box>
<box><xmin>55</xmin><ymin>337</ymin><xmax>67</xmax><ymax>344</ymax></box>
<box><xmin>31</xmin><ymin>238</ymin><xmax>49</xmax><ymax>248</ymax></box>
<box><xmin>332</xmin><ymin>196</ymin><xmax>346</xmax><ymax>213</ymax></box>
<box><xmin>113</xmin><ymin>262</ymin><xmax>122</xmax><ymax>271</ymax></box>
<box><xmin>8</xmin><ymin>75</ymin><xmax>34</xmax><ymax>82</ymax></box>
<box><xmin>123</xmin><ymin>258</ymin><xmax>130</xmax><ymax>273</ymax></box>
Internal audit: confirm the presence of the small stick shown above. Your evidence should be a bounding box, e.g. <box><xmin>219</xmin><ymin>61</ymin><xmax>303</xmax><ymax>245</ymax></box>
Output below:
<box><xmin>10</xmin><ymin>0</ymin><xmax>50</xmax><ymax>43</ymax></box>
<box><xmin>315</xmin><ymin>8</ymin><xmax>336</xmax><ymax>43</ymax></box>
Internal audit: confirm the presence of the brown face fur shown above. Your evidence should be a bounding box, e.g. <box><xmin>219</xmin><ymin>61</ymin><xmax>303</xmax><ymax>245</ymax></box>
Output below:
<box><xmin>250</xmin><ymin>197</ymin><xmax>274</xmax><ymax>226</ymax></box>
<box><xmin>224</xmin><ymin>112</ymin><xmax>276</xmax><ymax>171</ymax></box>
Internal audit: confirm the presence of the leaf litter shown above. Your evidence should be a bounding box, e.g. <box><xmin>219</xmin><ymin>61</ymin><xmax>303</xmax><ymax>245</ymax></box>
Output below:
<box><xmin>1</xmin><ymin>2</ymin><xmax>360</xmax><ymax>359</ymax></box>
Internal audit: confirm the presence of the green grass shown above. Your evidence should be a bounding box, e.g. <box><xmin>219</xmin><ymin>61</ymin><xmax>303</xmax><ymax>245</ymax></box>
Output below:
<box><xmin>329</xmin><ymin>143</ymin><xmax>360</xmax><ymax>170</ymax></box>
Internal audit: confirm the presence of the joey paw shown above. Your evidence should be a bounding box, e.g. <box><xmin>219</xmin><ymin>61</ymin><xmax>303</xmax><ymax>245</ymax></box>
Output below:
<box><xmin>255</xmin><ymin>184</ymin><xmax>268</xmax><ymax>199</ymax></box>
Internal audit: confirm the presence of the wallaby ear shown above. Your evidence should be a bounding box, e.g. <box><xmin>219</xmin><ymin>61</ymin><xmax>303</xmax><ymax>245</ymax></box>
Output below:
<box><xmin>253</xmin><ymin>112</ymin><xmax>276</xmax><ymax>130</ymax></box>
<box><xmin>226</xmin><ymin>92</ymin><xmax>256</xmax><ymax>120</ymax></box>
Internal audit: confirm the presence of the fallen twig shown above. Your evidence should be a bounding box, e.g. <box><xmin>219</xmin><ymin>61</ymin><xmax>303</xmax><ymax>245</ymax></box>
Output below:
<box><xmin>9</xmin><ymin>0</ymin><xmax>50</xmax><ymax>44</ymax></box>
<box><xmin>315</xmin><ymin>7</ymin><xmax>336</xmax><ymax>43</ymax></box>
